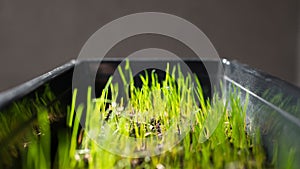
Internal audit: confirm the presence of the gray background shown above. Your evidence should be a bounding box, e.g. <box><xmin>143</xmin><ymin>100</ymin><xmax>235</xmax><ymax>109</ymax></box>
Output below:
<box><xmin>0</xmin><ymin>0</ymin><xmax>299</xmax><ymax>91</ymax></box>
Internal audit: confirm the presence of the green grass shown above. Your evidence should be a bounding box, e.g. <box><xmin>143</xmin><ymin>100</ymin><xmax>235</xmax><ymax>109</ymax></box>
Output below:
<box><xmin>0</xmin><ymin>61</ymin><xmax>292</xmax><ymax>169</ymax></box>
<box><xmin>0</xmin><ymin>85</ymin><xmax>63</xmax><ymax>169</ymax></box>
<box><xmin>57</xmin><ymin>61</ymin><xmax>268</xmax><ymax>169</ymax></box>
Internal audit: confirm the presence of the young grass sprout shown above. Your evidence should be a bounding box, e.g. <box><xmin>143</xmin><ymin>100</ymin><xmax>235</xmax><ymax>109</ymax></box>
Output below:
<box><xmin>61</xmin><ymin>61</ymin><xmax>268</xmax><ymax>169</ymax></box>
<box><xmin>1</xmin><ymin>61</ymin><xmax>293</xmax><ymax>169</ymax></box>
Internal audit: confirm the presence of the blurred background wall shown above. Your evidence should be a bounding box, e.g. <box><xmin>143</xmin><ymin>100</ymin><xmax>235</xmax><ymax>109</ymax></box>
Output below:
<box><xmin>0</xmin><ymin>0</ymin><xmax>299</xmax><ymax>91</ymax></box>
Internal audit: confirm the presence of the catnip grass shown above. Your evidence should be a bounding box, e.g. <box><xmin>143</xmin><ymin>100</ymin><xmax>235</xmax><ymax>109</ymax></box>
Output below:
<box><xmin>1</xmin><ymin>61</ymin><xmax>295</xmax><ymax>169</ymax></box>
<box><xmin>58</xmin><ymin>61</ymin><xmax>269</xmax><ymax>169</ymax></box>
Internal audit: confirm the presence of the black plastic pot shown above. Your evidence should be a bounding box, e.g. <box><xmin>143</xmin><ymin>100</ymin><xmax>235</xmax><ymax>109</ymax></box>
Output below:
<box><xmin>0</xmin><ymin>58</ymin><xmax>299</xmax><ymax>168</ymax></box>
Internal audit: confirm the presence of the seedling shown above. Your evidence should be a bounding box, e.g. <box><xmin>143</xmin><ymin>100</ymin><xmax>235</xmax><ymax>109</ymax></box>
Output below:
<box><xmin>59</xmin><ymin>61</ymin><xmax>269</xmax><ymax>169</ymax></box>
<box><xmin>1</xmin><ymin>61</ymin><xmax>295</xmax><ymax>169</ymax></box>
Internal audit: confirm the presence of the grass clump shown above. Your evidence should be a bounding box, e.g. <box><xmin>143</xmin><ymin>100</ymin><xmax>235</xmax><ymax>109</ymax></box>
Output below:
<box><xmin>0</xmin><ymin>85</ymin><xmax>63</xmax><ymax>169</ymax></box>
<box><xmin>59</xmin><ymin>61</ymin><xmax>268</xmax><ymax>169</ymax></box>
<box><xmin>0</xmin><ymin>61</ymin><xmax>281</xmax><ymax>169</ymax></box>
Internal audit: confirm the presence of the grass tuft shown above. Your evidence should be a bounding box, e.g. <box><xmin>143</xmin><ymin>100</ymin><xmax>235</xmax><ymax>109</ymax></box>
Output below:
<box><xmin>2</xmin><ymin>61</ymin><xmax>295</xmax><ymax>169</ymax></box>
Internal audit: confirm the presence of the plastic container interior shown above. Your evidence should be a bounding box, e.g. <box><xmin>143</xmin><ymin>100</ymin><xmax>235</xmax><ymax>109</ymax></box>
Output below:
<box><xmin>0</xmin><ymin>58</ymin><xmax>299</xmax><ymax>168</ymax></box>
